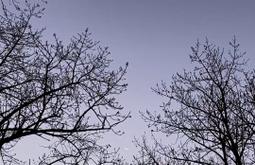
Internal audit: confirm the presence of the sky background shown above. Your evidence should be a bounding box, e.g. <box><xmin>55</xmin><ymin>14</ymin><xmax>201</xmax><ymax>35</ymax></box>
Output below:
<box><xmin>15</xmin><ymin>0</ymin><xmax>255</xmax><ymax>162</ymax></box>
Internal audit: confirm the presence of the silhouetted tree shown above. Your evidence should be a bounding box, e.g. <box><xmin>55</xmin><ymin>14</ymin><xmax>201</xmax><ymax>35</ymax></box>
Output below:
<box><xmin>132</xmin><ymin>135</ymin><xmax>174</xmax><ymax>165</ymax></box>
<box><xmin>0</xmin><ymin>0</ymin><xmax>128</xmax><ymax>164</ymax></box>
<box><xmin>138</xmin><ymin>38</ymin><xmax>255</xmax><ymax>165</ymax></box>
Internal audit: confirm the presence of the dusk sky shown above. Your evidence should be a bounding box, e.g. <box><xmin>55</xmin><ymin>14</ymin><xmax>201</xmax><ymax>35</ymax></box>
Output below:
<box><xmin>15</xmin><ymin>0</ymin><xmax>255</xmax><ymax>162</ymax></box>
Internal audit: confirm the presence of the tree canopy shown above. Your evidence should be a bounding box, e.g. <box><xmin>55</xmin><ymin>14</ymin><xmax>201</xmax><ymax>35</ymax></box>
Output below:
<box><xmin>136</xmin><ymin>38</ymin><xmax>255</xmax><ymax>165</ymax></box>
<box><xmin>0</xmin><ymin>0</ymin><xmax>128</xmax><ymax>164</ymax></box>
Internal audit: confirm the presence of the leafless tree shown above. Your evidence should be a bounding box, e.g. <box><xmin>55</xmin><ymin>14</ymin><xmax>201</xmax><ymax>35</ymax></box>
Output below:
<box><xmin>138</xmin><ymin>38</ymin><xmax>255</xmax><ymax>165</ymax></box>
<box><xmin>0</xmin><ymin>0</ymin><xmax>129</xmax><ymax>164</ymax></box>
<box><xmin>132</xmin><ymin>135</ymin><xmax>175</xmax><ymax>165</ymax></box>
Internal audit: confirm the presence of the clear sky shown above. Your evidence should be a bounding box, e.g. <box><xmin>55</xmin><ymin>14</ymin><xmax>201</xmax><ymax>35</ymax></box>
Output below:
<box><xmin>17</xmin><ymin>0</ymin><xmax>255</xmax><ymax>162</ymax></box>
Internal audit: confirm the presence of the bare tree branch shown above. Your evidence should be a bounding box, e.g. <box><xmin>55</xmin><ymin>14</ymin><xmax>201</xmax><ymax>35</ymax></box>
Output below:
<box><xmin>0</xmin><ymin>0</ymin><xmax>129</xmax><ymax>164</ymax></box>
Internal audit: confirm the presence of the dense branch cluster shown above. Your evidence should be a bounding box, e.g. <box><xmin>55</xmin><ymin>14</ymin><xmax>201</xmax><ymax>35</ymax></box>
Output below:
<box><xmin>139</xmin><ymin>38</ymin><xmax>255</xmax><ymax>165</ymax></box>
<box><xmin>0</xmin><ymin>0</ymin><xmax>128</xmax><ymax>164</ymax></box>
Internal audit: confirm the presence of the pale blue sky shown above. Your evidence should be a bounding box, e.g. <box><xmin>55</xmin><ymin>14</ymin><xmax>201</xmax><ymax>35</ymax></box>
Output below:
<box><xmin>19</xmin><ymin>0</ymin><xmax>255</xmax><ymax>161</ymax></box>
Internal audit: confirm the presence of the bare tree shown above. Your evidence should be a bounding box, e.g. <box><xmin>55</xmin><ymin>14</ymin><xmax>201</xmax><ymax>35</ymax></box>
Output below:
<box><xmin>0</xmin><ymin>0</ymin><xmax>129</xmax><ymax>164</ymax></box>
<box><xmin>138</xmin><ymin>38</ymin><xmax>255</xmax><ymax>165</ymax></box>
<box><xmin>132</xmin><ymin>135</ymin><xmax>174</xmax><ymax>165</ymax></box>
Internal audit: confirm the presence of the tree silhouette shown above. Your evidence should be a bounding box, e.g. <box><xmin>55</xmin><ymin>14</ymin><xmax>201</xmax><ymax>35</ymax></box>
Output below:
<box><xmin>0</xmin><ymin>0</ymin><xmax>128</xmax><ymax>164</ymax></box>
<box><xmin>137</xmin><ymin>38</ymin><xmax>255</xmax><ymax>165</ymax></box>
